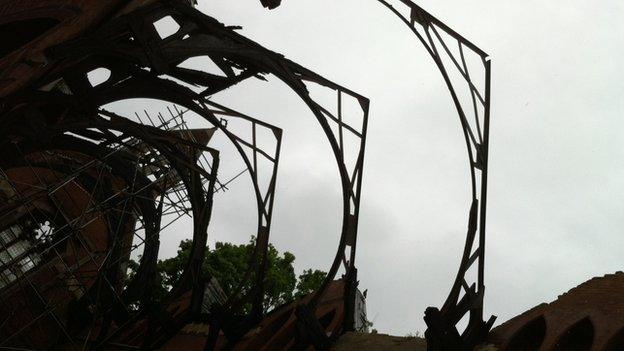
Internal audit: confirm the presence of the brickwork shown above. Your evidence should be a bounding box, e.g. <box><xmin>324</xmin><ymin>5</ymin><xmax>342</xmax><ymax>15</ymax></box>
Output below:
<box><xmin>489</xmin><ymin>272</ymin><xmax>624</xmax><ymax>350</ymax></box>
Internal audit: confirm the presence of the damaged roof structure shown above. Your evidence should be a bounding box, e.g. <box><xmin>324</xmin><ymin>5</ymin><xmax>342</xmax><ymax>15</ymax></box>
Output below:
<box><xmin>1</xmin><ymin>0</ymin><xmax>491</xmax><ymax>350</ymax></box>
<box><xmin>0</xmin><ymin>1</ymin><xmax>371</xmax><ymax>349</ymax></box>
<box><xmin>13</xmin><ymin>0</ymin><xmax>620</xmax><ymax>350</ymax></box>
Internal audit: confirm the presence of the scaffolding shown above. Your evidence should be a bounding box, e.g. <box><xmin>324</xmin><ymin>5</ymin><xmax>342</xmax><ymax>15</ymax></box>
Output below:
<box><xmin>0</xmin><ymin>103</ymin><xmax>219</xmax><ymax>349</ymax></box>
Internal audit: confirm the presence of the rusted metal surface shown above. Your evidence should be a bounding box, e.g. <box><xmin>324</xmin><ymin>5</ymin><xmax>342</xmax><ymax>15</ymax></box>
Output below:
<box><xmin>0</xmin><ymin>0</ymin><xmax>497</xmax><ymax>350</ymax></box>
<box><xmin>0</xmin><ymin>0</ymin><xmax>129</xmax><ymax>97</ymax></box>
<box><xmin>0</xmin><ymin>100</ymin><xmax>220</xmax><ymax>349</ymax></box>
<box><xmin>375</xmin><ymin>1</ymin><xmax>493</xmax><ymax>349</ymax></box>
<box><xmin>0</xmin><ymin>0</ymin><xmax>203</xmax><ymax>97</ymax></box>
<box><xmin>155</xmin><ymin>279</ymin><xmax>348</xmax><ymax>350</ymax></box>
<box><xmin>0</xmin><ymin>0</ymin><xmax>369</xmax><ymax>349</ymax></box>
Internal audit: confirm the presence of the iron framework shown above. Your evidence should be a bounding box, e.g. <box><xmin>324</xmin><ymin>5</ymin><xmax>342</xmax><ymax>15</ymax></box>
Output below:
<box><xmin>377</xmin><ymin>1</ymin><xmax>494</xmax><ymax>349</ymax></box>
<box><xmin>0</xmin><ymin>0</ymin><xmax>369</xmax><ymax>349</ymax></box>
<box><xmin>0</xmin><ymin>0</ymin><xmax>495</xmax><ymax>349</ymax></box>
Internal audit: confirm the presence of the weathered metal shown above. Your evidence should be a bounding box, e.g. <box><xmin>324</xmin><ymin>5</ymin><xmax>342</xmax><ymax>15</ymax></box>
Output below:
<box><xmin>0</xmin><ymin>0</ymin><xmax>370</xmax><ymax>349</ymax></box>
<box><xmin>0</xmin><ymin>102</ymin><xmax>221</xmax><ymax>349</ymax></box>
<box><xmin>0</xmin><ymin>0</ymin><xmax>495</xmax><ymax>350</ymax></box>
<box><xmin>374</xmin><ymin>1</ymin><xmax>494</xmax><ymax>349</ymax></box>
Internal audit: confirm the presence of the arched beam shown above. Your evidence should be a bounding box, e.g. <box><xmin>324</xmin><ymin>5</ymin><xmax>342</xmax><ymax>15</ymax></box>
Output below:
<box><xmin>375</xmin><ymin>0</ymin><xmax>494</xmax><ymax>348</ymax></box>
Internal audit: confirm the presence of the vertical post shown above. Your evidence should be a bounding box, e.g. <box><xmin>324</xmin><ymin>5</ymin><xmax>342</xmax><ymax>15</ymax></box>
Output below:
<box><xmin>343</xmin><ymin>267</ymin><xmax>358</xmax><ymax>332</ymax></box>
<box><xmin>478</xmin><ymin>59</ymin><xmax>491</xmax><ymax>298</ymax></box>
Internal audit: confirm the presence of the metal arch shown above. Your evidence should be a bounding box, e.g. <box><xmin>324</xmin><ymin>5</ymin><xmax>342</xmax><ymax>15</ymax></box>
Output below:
<box><xmin>30</xmin><ymin>57</ymin><xmax>287</xmax><ymax>347</ymax></box>
<box><xmin>0</xmin><ymin>137</ymin><xmax>157</xmax><ymax>349</ymax></box>
<box><xmin>158</xmin><ymin>0</ymin><xmax>370</xmax><ymax>325</ymax></box>
<box><xmin>156</xmin><ymin>4</ymin><xmax>371</xmax><ymax>345</ymax></box>
<box><xmin>0</xmin><ymin>0</ymin><xmax>496</xmax><ymax>349</ymax></box>
<box><xmin>88</xmin><ymin>67</ymin><xmax>282</xmax><ymax>311</ymax></box>
<box><xmin>34</xmin><ymin>46</ymin><xmax>282</xmax><ymax>309</ymax></box>
<box><xmin>200</xmin><ymin>100</ymin><xmax>283</xmax><ymax>323</ymax></box>
<box><xmin>0</xmin><ymin>94</ymin><xmax>221</xmax><ymax>349</ymax></box>
<box><xmin>375</xmin><ymin>0</ymin><xmax>494</xmax><ymax>348</ymax></box>
<box><xmin>161</xmin><ymin>5</ymin><xmax>371</xmax><ymax>344</ymax></box>
<box><xmin>63</xmin><ymin>114</ymin><xmax>221</xmax><ymax>349</ymax></box>
<box><xmin>44</xmin><ymin>1</ymin><xmax>370</xmax><ymax>346</ymax></box>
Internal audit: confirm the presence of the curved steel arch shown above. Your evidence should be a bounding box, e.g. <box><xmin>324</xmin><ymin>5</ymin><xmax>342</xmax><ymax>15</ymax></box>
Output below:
<box><xmin>45</xmin><ymin>66</ymin><xmax>285</xmax><ymax>347</ymax></box>
<box><xmin>28</xmin><ymin>62</ymin><xmax>275</xmax><ymax>347</ymax></box>
<box><xmin>38</xmin><ymin>48</ymin><xmax>282</xmax><ymax>299</ymax></box>
<box><xmin>2</xmin><ymin>0</ymin><xmax>371</xmax><ymax>348</ymax></box>
<box><xmin>375</xmin><ymin>0</ymin><xmax>494</xmax><ymax>348</ymax></box>
<box><xmin>43</xmin><ymin>2</ymin><xmax>370</xmax><ymax>347</ymax></box>
<box><xmin>0</xmin><ymin>93</ymin><xmax>221</xmax><ymax>349</ymax></box>
<box><xmin>155</xmin><ymin>6</ymin><xmax>371</xmax><ymax>343</ymax></box>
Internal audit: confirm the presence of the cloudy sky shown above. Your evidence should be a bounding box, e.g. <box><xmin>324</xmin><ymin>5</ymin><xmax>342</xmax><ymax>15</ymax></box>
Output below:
<box><xmin>133</xmin><ymin>0</ymin><xmax>624</xmax><ymax>336</ymax></box>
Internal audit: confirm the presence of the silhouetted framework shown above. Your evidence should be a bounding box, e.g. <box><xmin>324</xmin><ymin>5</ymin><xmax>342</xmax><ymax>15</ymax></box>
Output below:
<box><xmin>0</xmin><ymin>0</ymin><xmax>495</xmax><ymax>349</ymax></box>
<box><xmin>376</xmin><ymin>1</ymin><xmax>494</xmax><ymax>349</ymax></box>
<box><xmin>0</xmin><ymin>96</ymin><xmax>221</xmax><ymax>349</ymax></box>
<box><xmin>0</xmin><ymin>0</ymin><xmax>369</xmax><ymax>349</ymax></box>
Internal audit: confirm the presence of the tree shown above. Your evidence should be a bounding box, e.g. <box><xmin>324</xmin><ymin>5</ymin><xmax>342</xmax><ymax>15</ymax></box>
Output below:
<box><xmin>295</xmin><ymin>269</ymin><xmax>326</xmax><ymax>299</ymax></box>
<box><xmin>131</xmin><ymin>237</ymin><xmax>325</xmax><ymax>313</ymax></box>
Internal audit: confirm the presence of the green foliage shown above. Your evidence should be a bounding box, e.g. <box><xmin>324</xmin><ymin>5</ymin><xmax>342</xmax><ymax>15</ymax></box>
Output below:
<box><xmin>261</xmin><ymin>244</ymin><xmax>296</xmax><ymax>312</ymax></box>
<box><xmin>130</xmin><ymin>237</ymin><xmax>325</xmax><ymax>313</ymax></box>
<box><xmin>295</xmin><ymin>269</ymin><xmax>326</xmax><ymax>299</ymax></box>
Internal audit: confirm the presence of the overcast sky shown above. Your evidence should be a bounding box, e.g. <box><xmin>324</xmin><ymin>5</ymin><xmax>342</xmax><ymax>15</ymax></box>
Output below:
<box><xmin>127</xmin><ymin>0</ymin><xmax>624</xmax><ymax>336</ymax></box>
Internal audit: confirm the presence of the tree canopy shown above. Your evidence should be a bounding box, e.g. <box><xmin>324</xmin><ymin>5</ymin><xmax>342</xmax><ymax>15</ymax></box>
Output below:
<box><xmin>295</xmin><ymin>269</ymin><xmax>327</xmax><ymax>299</ymax></box>
<box><xmin>132</xmin><ymin>237</ymin><xmax>326</xmax><ymax>313</ymax></box>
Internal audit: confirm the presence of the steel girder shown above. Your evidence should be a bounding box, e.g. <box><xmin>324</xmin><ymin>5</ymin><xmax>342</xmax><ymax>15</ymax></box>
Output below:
<box><xmin>0</xmin><ymin>91</ymin><xmax>220</xmax><ymax>349</ymax></box>
<box><xmin>0</xmin><ymin>0</ymin><xmax>370</xmax><ymax>349</ymax></box>
<box><xmin>0</xmin><ymin>0</ymin><xmax>496</xmax><ymax>349</ymax></box>
<box><xmin>376</xmin><ymin>1</ymin><xmax>494</xmax><ymax>349</ymax></box>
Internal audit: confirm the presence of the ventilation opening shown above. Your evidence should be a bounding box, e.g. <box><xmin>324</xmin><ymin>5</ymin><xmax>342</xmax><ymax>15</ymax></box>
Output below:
<box><xmin>507</xmin><ymin>316</ymin><xmax>546</xmax><ymax>351</ymax></box>
<box><xmin>604</xmin><ymin>327</ymin><xmax>624</xmax><ymax>351</ymax></box>
<box><xmin>0</xmin><ymin>17</ymin><xmax>60</xmax><ymax>58</ymax></box>
<box><xmin>153</xmin><ymin>15</ymin><xmax>180</xmax><ymax>39</ymax></box>
<box><xmin>553</xmin><ymin>317</ymin><xmax>594</xmax><ymax>351</ymax></box>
